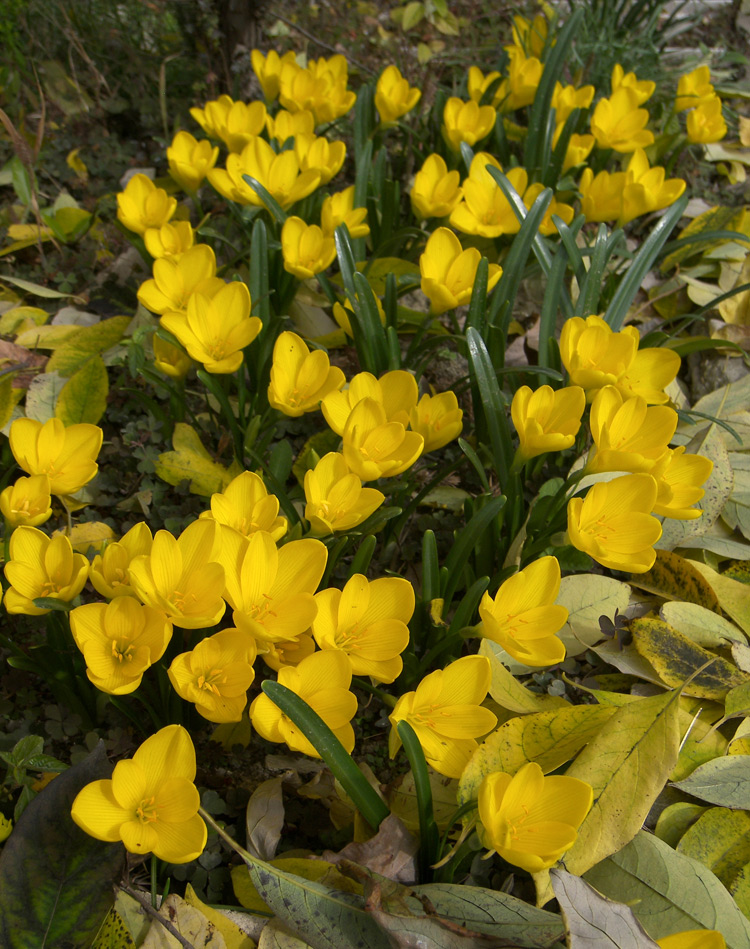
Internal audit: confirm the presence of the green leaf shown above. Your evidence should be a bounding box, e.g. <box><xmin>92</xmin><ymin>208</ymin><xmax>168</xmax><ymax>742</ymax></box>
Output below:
<box><xmin>0</xmin><ymin>274</ymin><xmax>74</xmax><ymax>298</ymax></box>
<box><xmin>0</xmin><ymin>742</ymin><xmax>124</xmax><ymax>948</ymax></box>
<box><xmin>54</xmin><ymin>355</ymin><xmax>109</xmax><ymax>425</ymax></box>
<box><xmin>466</xmin><ymin>327</ymin><xmax>513</xmax><ymax>487</ymax></box>
<box><xmin>673</xmin><ymin>758</ymin><xmax>750</xmax><ymax>810</ymax></box>
<box><xmin>241</xmin><ymin>175</ymin><xmax>287</xmax><ymax>224</ymax></box>
<box><xmin>46</xmin><ymin>316</ymin><xmax>131</xmax><ymax>377</ymax></box>
<box><xmin>676</xmin><ymin>806</ymin><xmax>750</xmax><ymax>887</ymax></box>
<box><xmin>441</xmin><ymin>492</ymin><xmax>506</xmax><ymax>608</ymax></box>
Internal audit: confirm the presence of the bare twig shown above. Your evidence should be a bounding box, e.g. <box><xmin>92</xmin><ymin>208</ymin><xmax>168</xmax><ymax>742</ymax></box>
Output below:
<box><xmin>120</xmin><ymin>885</ymin><xmax>197</xmax><ymax>949</ymax></box>
<box><xmin>270</xmin><ymin>12</ymin><xmax>376</xmax><ymax>75</ymax></box>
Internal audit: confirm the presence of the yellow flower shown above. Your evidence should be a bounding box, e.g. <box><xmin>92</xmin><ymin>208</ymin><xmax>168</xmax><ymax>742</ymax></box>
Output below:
<box><xmin>479</xmin><ymin>556</ymin><xmax>568</xmax><ymax>666</ymax></box>
<box><xmin>70</xmin><ymin>596</ymin><xmax>172</xmax><ymax>695</ymax></box>
<box><xmin>268</xmin><ymin>331</ymin><xmax>344</xmax><ymax>416</ymax></box>
<box><xmin>586</xmin><ymin>386</ymin><xmax>677</xmax><ymax>474</ymax></box>
<box><xmin>278</xmin><ymin>56</ymin><xmax>356</xmax><ymax>125</ymax></box>
<box><xmin>375</xmin><ymin>65</ymin><xmax>421</xmax><ymax>126</ymax></box>
<box><xmin>0</xmin><ymin>474</ymin><xmax>52</xmax><ymax>528</ymax></box>
<box><xmin>557</xmin><ymin>131</ymin><xmax>595</xmax><ymax>173</ymax></box>
<box><xmin>657</xmin><ymin>930</ymin><xmax>725</xmax><ymax>949</ymax></box>
<box><xmin>137</xmin><ymin>244</ymin><xmax>221</xmax><ymax>315</ymax></box>
<box><xmin>128</xmin><ymin>520</ymin><xmax>226</xmax><ymax>628</ymax></box>
<box><xmin>208</xmin><ymin>137</ymin><xmax>321</xmax><ymax>210</ymax></box>
<box><xmin>619</xmin><ymin>149</ymin><xmax>686</xmax><ymax>226</ymax></box>
<box><xmin>342</xmin><ymin>397</ymin><xmax>424</xmax><ymax>481</ymax></box>
<box><xmin>442</xmin><ymin>98</ymin><xmax>496</xmax><ymax>151</ymax></box>
<box><xmin>510</xmin><ymin>13</ymin><xmax>548</xmax><ymax>58</ymax></box>
<box><xmin>294</xmin><ymin>134</ymin><xmax>346</xmax><ymax>186</ymax></box>
<box><xmin>511</xmin><ymin>384</ymin><xmax>586</xmax><ymax>463</ymax></box>
<box><xmin>313</xmin><ymin>574</ymin><xmax>414</xmax><ymax>683</ymax></box>
<box><xmin>200</xmin><ymin>470</ymin><xmax>287</xmax><ymax>541</ymax></box>
<box><xmin>522</xmin><ymin>182</ymin><xmax>574</xmax><ymax>235</ymax></box>
<box><xmin>167</xmin><ymin>131</ymin><xmax>219</xmax><ymax>192</ymax></box>
<box><xmin>590</xmin><ymin>88</ymin><xmax>655</xmax><ymax>153</ymax></box>
<box><xmin>4</xmin><ymin>527</ymin><xmax>89</xmax><ymax>615</ymax></box>
<box><xmin>322</xmin><ymin>369</ymin><xmax>418</xmax><ymax>434</ymax></box>
<box><xmin>675</xmin><ymin>65</ymin><xmax>715</xmax><ymax>111</ymax></box>
<box><xmin>551</xmin><ymin>82</ymin><xmax>595</xmax><ymax>125</ymax></box>
<box><xmin>651</xmin><ymin>446</ymin><xmax>713</xmax><ymax>520</ymax></box>
<box><xmin>267</xmin><ymin>108</ymin><xmax>315</xmax><ymax>144</ymax></box>
<box><xmin>410</xmin><ymin>154</ymin><xmax>463</xmax><ymax>221</ymax></box>
<box><xmin>420</xmin><ymin>227</ymin><xmax>502</xmax><ymax>314</ymax></box>
<box><xmin>332</xmin><ymin>292</ymin><xmax>386</xmax><ymax>338</ymax></box>
<box><xmin>567</xmin><ymin>473</ymin><xmax>663</xmax><ymax>573</ymax></box>
<box><xmin>250</xmin><ymin>650</ymin><xmax>357</xmax><ymax>754</ymax></box>
<box><xmin>9</xmin><ymin>417</ymin><xmax>102</xmax><ymax>497</ymax></box>
<box><xmin>168</xmin><ymin>628</ymin><xmax>256</xmax><ymax>723</ymax></box>
<box><xmin>190</xmin><ymin>94</ymin><xmax>234</xmax><ymax>140</ymax></box>
<box><xmin>611</xmin><ymin>64</ymin><xmax>655</xmax><ymax>105</ymax></box>
<box><xmin>686</xmin><ymin>96</ymin><xmax>727</xmax><ymax>144</ymax></box>
<box><xmin>389</xmin><ymin>655</ymin><xmax>497</xmax><ymax>778</ymax></box>
<box><xmin>450</xmin><ymin>156</ymin><xmax>528</xmax><ymax>238</ymax></box>
<box><xmin>251</xmin><ymin>49</ymin><xmax>298</xmax><ymax>101</ymax></box>
<box><xmin>144</xmin><ymin>221</ymin><xmax>195</xmax><ymax>260</ymax></box>
<box><xmin>478</xmin><ymin>762</ymin><xmax>593</xmax><ymax>872</ymax></box>
<box><xmin>410</xmin><ymin>391</ymin><xmax>463</xmax><ymax>452</ymax></box>
<box><xmin>320</xmin><ymin>185</ymin><xmax>369</xmax><ymax>239</ymax></box>
<box><xmin>467</xmin><ymin>66</ymin><xmax>504</xmax><ymax>108</ymax></box>
<box><xmin>116</xmin><ymin>173</ymin><xmax>176</xmax><ymax>235</ymax></box>
<box><xmin>152</xmin><ymin>334</ymin><xmax>193</xmax><ymax>379</ymax></box>
<box><xmin>304</xmin><ymin>452</ymin><xmax>385</xmax><ymax>535</ymax></box>
<box><xmin>202</xmin><ymin>98</ymin><xmax>267</xmax><ymax>153</ymax></box>
<box><xmin>90</xmin><ymin>522</ymin><xmax>154</xmax><ymax>599</ymax></box>
<box><xmin>71</xmin><ymin>724</ymin><xmax>207</xmax><ymax>864</ymax></box>
<box><xmin>280</xmin><ymin>218</ymin><xmax>337</xmax><ymax>281</ymax></box>
<box><xmin>161</xmin><ymin>281</ymin><xmax>262</xmax><ymax>374</ymax></box>
<box><xmin>219</xmin><ymin>530</ymin><xmax>327</xmax><ymax>644</ymax></box>
<box><xmin>579</xmin><ymin>168</ymin><xmax>628</xmax><ymax>223</ymax></box>
<box><xmin>506</xmin><ymin>47</ymin><xmax>543</xmax><ymax>111</ymax></box>
<box><xmin>260</xmin><ymin>633</ymin><xmax>316</xmax><ymax>672</ymax></box>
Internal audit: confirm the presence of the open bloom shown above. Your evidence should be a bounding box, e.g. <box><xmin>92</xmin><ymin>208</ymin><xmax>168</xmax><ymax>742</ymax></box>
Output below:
<box><xmin>619</xmin><ymin>149</ymin><xmax>686</xmax><ymax>226</ymax></box>
<box><xmin>342</xmin><ymin>398</ymin><xmax>424</xmax><ymax>481</ymax></box>
<box><xmin>137</xmin><ymin>244</ymin><xmax>221</xmax><ymax>316</ymax></box>
<box><xmin>675</xmin><ymin>65</ymin><xmax>715</xmax><ymax>111</ymax></box>
<box><xmin>250</xmin><ymin>650</ymin><xmax>357</xmax><ymax>754</ymax></box>
<box><xmin>479</xmin><ymin>556</ymin><xmax>568</xmax><ymax>666</ymax></box>
<box><xmin>167</xmin><ymin>131</ymin><xmax>219</xmax><ymax>192</ymax></box>
<box><xmin>267</xmin><ymin>108</ymin><xmax>315</xmax><ymax>144</ymax></box>
<box><xmin>375</xmin><ymin>65</ymin><xmax>421</xmax><ymax>125</ymax></box>
<box><xmin>411</xmin><ymin>154</ymin><xmax>462</xmax><ymax>221</ymax></box>
<box><xmin>200</xmin><ymin>470</ymin><xmax>287</xmax><ymax>541</ymax></box>
<box><xmin>71</xmin><ymin>725</ymin><xmax>207</xmax><ymax>864</ymax></box>
<box><xmin>420</xmin><ymin>227</ymin><xmax>502</xmax><ymax>314</ymax></box>
<box><xmin>322</xmin><ymin>370</ymin><xmax>418</xmax><ymax>434</ymax></box>
<box><xmin>320</xmin><ymin>186</ymin><xmax>369</xmax><ymax>239</ymax></box>
<box><xmin>389</xmin><ymin>655</ymin><xmax>497</xmax><ymax>778</ymax></box>
<box><xmin>304</xmin><ymin>452</ymin><xmax>385</xmax><ymax>534</ymax></box>
<box><xmin>168</xmin><ymin>628</ymin><xmax>256</xmax><ymax>723</ymax></box>
<box><xmin>278</xmin><ymin>55</ymin><xmax>356</xmax><ymax>124</ymax></box>
<box><xmin>686</xmin><ymin>96</ymin><xmax>726</xmax><ymax>144</ymax></box>
<box><xmin>280</xmin><ymin>218</ymin><xmax>337</xmax><ymax>281</ymax></box>
<box><xmin>208</xmin><ymin>137</ymin><xmax>320</xmax><ymax>210</ymax></box>
<box><xmin>567</xmin><ymin>473</ymin><xmax>662</xmax><ymax>573</ymax></box>
<box><xmin>144</xmin><ymin>221</ymin><xmax>195</xmax><ymax>260</ymax></box>
<box><xmin>116</xmin><ymin>174</ymin><xmax>176</xmax><ymax>235</ymax></box>
<box><xmin>478</xmin><ymin>762</ymin><xmax>593</xmax><ymax>872</ymax></box>
<box><xmin>442</xmin><ymin>98</ymin><xmax>496</xmax><ymax>151</ymax></box>
<box><xmin>590</xmin><ymin>87</ymin><xmax>654</xmax><ymax>152</ymax></box>
<box><xmin>0</xmin><ymin>474</ymin><xmax>52</xmax><ymax>528</ymax></box>
<box><xmin>268</xmin><ymin>331</ymin><xmax>344</xmax><ymax>416</ymax></box>
<box><xmin>410</xmin><ymin>391</ymin><xmax>463</xmax><ymax>452</ymax></box>
<box><xmin>70</xmin><ymin>596</ymin><xmax>172</xmax><ymax>695</ymax></box>
<box><xmin>651</xmin><ymin>446</ymin><xmax>713</xmax><ymax>519</ymax></box>
<box><xmin>4</xmin><ymin>527</ymin><xmax>89</xmax><ymax>615</ymax></box>
<box><xmin>90</xmin><ymin>522</ymin><xmax>154</xmax><ymax>599</ymax></box>
<box><xmin>586</xmin><ymin>386</ymin><xmax>677</xmax><ymax>474</ymax></box>
<box><xmin>511</xmin><ymin>385</ymin><xmax>585</xmax><ymax>463</ymax></box>
<box><xmin>9</xmin><ymin>417</ymin><xmax>102</xmax><ymax>497</ymax></box>
<box><xmin>450</xmin><ymin>156</ymin><xmax>528</xmax><ymax>238</ymax></box>
<box><xmin>251</xmin><ymin>49</ymin><xmax>298</xmax><ymax>102</ymax></box>
<box><xmin>312</xmin><ymin>574</ymin><xmax>414</xmax><ymax>683</ymax></box>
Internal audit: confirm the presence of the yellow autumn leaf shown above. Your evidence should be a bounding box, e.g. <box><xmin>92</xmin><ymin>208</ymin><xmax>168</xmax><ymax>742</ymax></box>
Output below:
<box><xmin>479</xmin><ymin>639</ymin><xmax>567</xmax><ymax>714</ymax></box>
<box><xmin>52</xmin><ymin>521</ymin><xmax>116</xmax><ymax>554</ymax></box>
<box><xmin>184</xmin><ymin>884</ymin><xmax>255</xmax><ymax>949</ymax></box>
<box><xmin>632</xmin><ymin>548</ymin><xmax>720</xmax><ymax>611</ymax></box>
<box><xmin>0</xmin><ymin>374</ymin><xmax>23</xmax><ymax>430</ymax></box>
<box><xmin>0</xmin><ymin>306</ymin><xmax>49</xmax><ymax>335</ymax></box>
<box><xmin>46</xmin><ymin>315</ymin><xmax>131</xmax><ymax>376</ymax></box>
<box><xmin>15</xmin><ymin>323</ymin><xmax>81</xmax><ymax>350</ymax></box>
<box><xmin>155</xmin><ymin>422</ymin><xmax>241</xmax><ymax>496</ymax></box>
<box><xmin>141</xmin><ymin>893</ymin><xmax>226</xmax><ymax>948</ymax></box>
<box><xmin>231</xmin><ymin>858</ymin><xmax>362</xmax><ymax>915</ymax></box>
<box><xmin>690</xmin><ymin>561</ymin><xmax>750</xmax><ymax>635</ymax></box>
<box><xmin>54</xmin><ymin>355</ymin><xmax>109</xmax><ymax>425</ymax></box>
<box><xmin>91</xmin><ymin>907</ymin><xmax>136</xmax><ymax>948</ymax></box>
<box><xmin>678</xmin><ymin>806</ymin><xmax>750</xmax><ymax>889</ymax></box>
<box><xmin>66</xmin><ymin>147</ymin><xmax>89</xmax><ymax>181</ymax></box>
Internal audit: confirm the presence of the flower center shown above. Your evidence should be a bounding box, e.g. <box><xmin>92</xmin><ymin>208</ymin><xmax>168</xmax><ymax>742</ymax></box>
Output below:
<box><xmin>136</xmin><ymin>796</ymin><xmax>158</xmax><ymax>823</ymax></box>
<box><xmin>197</xmin><ymin>668</ymin><xmax>226</xmax><ymax>696</ymax></box>
<box><xmin>111</xmin><ymin>638</ymin><xmax>135</xmax><ymax>663</ymax></box>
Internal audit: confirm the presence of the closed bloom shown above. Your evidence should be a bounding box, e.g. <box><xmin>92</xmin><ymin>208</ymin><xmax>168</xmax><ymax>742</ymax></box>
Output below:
<box><xmin>389</xmin><ymin>655</ymin><xmax>498</xmax><ymax>778</ymax></box>
<box><xmin>4</xmin><ymin>527</ymin><xmax>89</xmax><ymax>615</ymax></box>
<box><xmin>651</xmin><ymin>446</ymin><xmax>713</xmax><ymax>520</ymax></box>
<box><xmin>551</xmin><ymin>82</ymin><xmax>595</xmax><ymax>125</ymax></box>
<box><xmin>161</xmin><ymin>281</ymin><xmax>261</xmax><ymax>374</ymax></box>
<box><xmin>320</xmin><ymin>186</ymin><xmax>369</xmax><ymax>239</ymax></box>
<box><xmin>479</xmin><ymin>556</ymin><xmax>568</xmax><ymax>667</ymax></box>
<box><xmin>294</xmin><ymin>134</ymin><xmax>346</xmax><ymax>186</ymax></box>
<box><xmin>167</xmin><ymin>131</ymin><xmax>219</xmax><ymax>192</ymax></box>
<box><xmin>510</xmin><ymin>13</ymin><xmax>548</xmax><ymax>58</ymax></box>
<box><xmin>567</xmin><ymin>473</ymin><xmax>663</xmax><ymax>573</ymax></box>
<box><xmin>675</xmin><ymin>65</ymin><xmax>715</xmax><ymax>111</ymax></box>
<box><xmin>586</xmin><ymin>386</ymin><xmax>677</xmax><ymax>474</ymax></box>
<box><xmin>451</xmin><ymin>156</ymin><xmax>528</xmax><ymax>238</ymax></box>
<box><xmin>193</xmin><ymin>97</ymin><xmax>267</xmax><ymax>153</ymax></box>
<box><xmin>522</xmin><ymin>182</ymin><xmax>574</xmax><ymax>235</ymax></box>
<box><xmin>208</xmin><ymin>137</ymin><xmax>320</xmax><ymax>210</ymax></box>
<box><xmin>144</xmin><ymin>221</ymin><xmax>195</xmax><ymax>260</ymax></box>
<box><xmin>579</xmin><ymin>167</ymin><xmax>628</xmax><ymax>223</ymax></box>
<box><xmin>557</xmin><ymin>131</ymin><xmax>595</xmax><ymax>173</ymax></box>
<box><xmin>342</xmin><ymin>397</ymin><xmax>424</xmax><ymax>481</ymax></box>
<box><xmin>0</xmin><ymin>474</ymin><xmax>52</xmax><ymax>528</ymax></box>
<box><xmin>442</xmin><ymin>98</ymin><xmax>496</xmax><ymax>151</ymax></box>
<box><xmin>268</xmin><ymin>331</ymin><xmax>344</xmax><ymax>416</ymax></box>
<box><xmin>267</xmin><ymin>108</ymin><xmax>315</xmax><ymax>144</ymax></box>
<box><xmin>250</xmin><ymin>649</ymin><xmax>357</xmax><ymax>754</ymax></box>
<box><xmin>152</xmin><ymin>335</ymin><xmax>193</xmax><ymax>380</ymax></box>
<box><xmin>251</xmin><ymin>49</ymin><xmax>298</xmax><ymax>102</ymax></box>
<box><xmin>90</xmin><ymin>522</ymin><xmax>154</xmax><ymax>599</ymax></box>
<box><xmin>70</xmin><ymin>596</ymin><xmax>172</xmax><ymax>695</ymax></box>
<box><xmin>137</xmin><ymin>244</ymin><xmax>220</xmax><ymax>316</ymax></box>
<box><xmin>279</xmin><ymin>57</ymin><xmax>356</xmax><ymax>125</ymax></box>
<box><xmin>686</xmin><ymin>96</ymin><xmax>726</xmax><ymax>144</ymax></box>
<box><xmin>304</xmin><ymin>452</ymin><xmax>384</xmax><ymax>534</ymax></box>
<box><xmin>506</xmin><ymin>47</ymin><xmax>543</xmax><ymax>110</ymax></box>
<box><xmin>611</xmin><ymin>64</ymin><xmax>655</xmax><ymax>105</ymax></box>
<box><xmin>168</xmin><ymin>628</ymin><xmax>256</xmax><ymax>723</ymax></box>
<box><xmin>322</xmin><ymin>370</ymin><xmax>418</xmax><ymax>435</ymax></box>
<box><xmin>657</xmin><ymin>931</ymin><xmax>725</xmax><ymax>949</ymax></box>
<box><xmin>116</xmin><ymin>173</ymin><xmax>176</xmax><ymax>235</ymax></box>
<box><xmin>332</xmin><ymin>292</ymin><xmax>386</xmax><ymax>339</ymax></box>
<box><xmin>9</xmin><ymin>417</ymin><xmax>102</xmax><ymax>497</ymax></box>
<box><xmin>190</xmin><ymin>94</ymin><xmax>234</xmax><ymax>140</ymax></box>
<box><xmin>468</xmin><ymin>66</ymin><xmax>504</xmax><ymax>107</ymax></box>
<box><xmin>375</xmin><ymin>65</ymin><xmax>421</xmax><ymax>125</ymax></box>
<box><xmin>410</xmin><ymin>391</ymin><xmax>463</xmax><ymax>452</ymax></box>
<box><xmin>420</xmin><ymin>227</ymin><xmax>502</xmax><ymax>314</ymax></box>
<box><xmin>200</xmin><ymin>470</ymin><xmax>287</xmax><ymax>541</ymax></box>
<box><xmin>71</xmin><ymin>724</ymin><xmax>207</xmax><ymax>864</ymax></box>
<box><xmin>478</xmin><ymin>762</ymin><xmax>593</xmax><ymax>872</ymax></box>
<box><xmin>411</xmin><ymin>154</ymin><xmax>463</xmax><ymax>221</ymax></box>
<box><xmin>281</xmin><ymin>218</ymin><xmax>337</xmax><ymax>281</ymax></box>
<box><xmin>511</xmin><ymin>385</ymin><xmax>586</xmax><ymax>463</ymax></box>
<box><xmin>590</xmin><ymin>88</ymin><xmax>654</xmax><ymax>153</ymax></box>
<box><xmin>619</xmin><ymin>149</ymin><xmax>686</xmax><ymax>227</ymax></box>
<box><xmin>312</xmin><ymin>574</ymin><xmax>414</xmax><ymax>683</ymax></box>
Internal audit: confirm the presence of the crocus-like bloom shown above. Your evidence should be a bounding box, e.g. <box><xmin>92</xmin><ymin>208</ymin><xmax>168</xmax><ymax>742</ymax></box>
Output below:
<box><xmin>190</xmin><ymin>94</ymin><xmax>234</xmax><ymax>140</ymax></box>
<box><xmin>558</xmin><ymin>131</ymin><xmax>595</xmax><ymax>172</ymax></box>
<box><xmin>657</xmin><ymin>931</ymin><xmax>725</xmax><ymax>949</ymax></box>
<box><xmin>71</xmin><ymin>724</ymin><xmax>207</xmax><ymax>864</ymax></box>
<box><xmin>450</xmin><ymin>156</ymin><xmax>528</xmax><ymax>238</ymax></box>
<box><xmin>551</xmin><ymin>82</ymin><xmax>595</xmax><ymax>125</ymax></box>
<box><xmin>312</xmin><ymin>574</ymin><xmax>414</xmax><ymax>683</ymax></box>
<box><xmin>478</xmin><ymin>762</ymin><xmax>593</xmax><ymax>872</ymax></box>
<box><xmin>137</xmin><ymin>244</ymin><xmax>221</xmax><ymax>316</ymax></box>
<box><xmin>522</xmin><ymin>182</ymin><xmax>574</xmax><ymax>235</ymax></box>
<box><xmin>511</xmin><ymin>385</ymin><xmax>586</xmax><ymax>463</ymax></box>
<box><xmin>260</xmin><ymin>633</ymin><xmax>316</xmax><ymax>671</ymax></box>
<box><xmin>116</xmin><ymin>173</ymin><xmax>176</xmax><ymax>235</ymax></box>
<box><xmin>619</xmin><ymin>149</ymin><xmax>686</xmax><ymax>226</ymax></box>
<box><xmin>268</xmin><ymin>331</ymin><xmax>344</xmax><ymax>416</ymax></box>
<box><xmin>505</xmin><ymin>47</ymin><xmax>543</xmax><ymax>110</ymax></box>
<box><xmin>294</xmin><ymin>134</ymin><xmax>346</xmax><ymax>186</ymax></box>
<box><xmin>200</xmin><ymin>470</ymin><xmax>287</xmax><ymax>541</ymax></box>
<box><xmin>128</xmin><ymin>520</ymin><xmax>226</xmax><ymax>628</ymax></box>
<box><xmin>410</xmin><ymin>391</ymin><xmax>463</xmax><ymax>452</ymax></box>
<box><xmin>611</xmin><ymin>64</ymin><xmax>655</xmax><ymax>105</ymax></box>
<box><xmin>467</xmin><ymin>66</ymin><xmax>504</xmax><ymax>107</ymax></box>
<box><xmin>479</xmin><ymin>556</ymin><xmax>568</xmax><ymax>666</ymax></box>
<box><xmin>250</xmin><ymin>650</ymin><xmax>357</xmax><ymax>754</ymax></box>
<box><xmin>579</xmin><ymin>168</ymin><xmax>629</xmax><ymax>223</ymax></box>
<box><xmin>0</xmin><ymin>474</ymin><xmax>52</xmax><ymax>528</ymax></box>
<box><xmin>70</xmin><ymin>596</ymin><xmax>172</xmax><ymax>695</ymax></box>
<box><xmin>342</xmin><ymin>398</ymin><xmax>424</xmax><ymax>481</ymax></box>
<box><xmin>281</xmin><ymin>217</ymin><xmax>337</xmax><ymax>281</ymax></box>
<box><xmin>332</xmin><ymin>292</ymin><xmax>386</xmax><ymax>339</ymax></box>
<box><xmin>420</xmin><ymin>227</ymin><xmax>502</xmax><ymax>314</ymax></box>
<box><xmin>586</xmin><ymin>386</ymin><xmax>677</xmax><ymax>474</ymax></box>
<box><xmin>389</xmin><ymin>655</ymin><xmax>497</xmax><ymax>778</ymax></box>
<box><xmin>4</xmin><ymin>527</ymin><xmax>89</xmax><ymax>615</ymax></box>
<box><xmin>167</xmin><ymin>131</ymin><xmax>219</xmax><ymax>192</ymax></box>
<box><xmin>279</xmin><ymin>56</ymin><xmax>356</xmax><ymax>124</ymax></box>
<box><xmin>90</xmin><ymin>522</ymin><xmax>154</xmax><ymax>599</ymax></box>
<box><xmin>410</xmin><ymin>154</ymin><xmax>462</xmax><ymax>221</ymax></box>
<box><xmin>675</xmin><ymin>65</ymin><xmax>715</xmax><ymax>112</ymax></box>
<box><xmin>567</xmin><ymin>473</ymin><xmax>663</xmax><ymax>573</ymax></box>
<box><xmin>510</xmin><ymin>13</ymin><xmax>548</xmax><ymax>57</ymax></box>
<box><xmin>442</xmin><ymin>98</ymin><xmax>496</xmax><ymax>151</ymax></box>
<box><xmin>161</xmin><ymin>281</ymin><xmax>262</xmax><ymax>374</ymax></box>
<box><xmin>152</xmin><ymin>335</ymin><xmax>193</xmax><ymax>379</ymax></box>
<box><xmin>375</xmin><ymin>65</ymin><xmax>421</xmax><ymax>125</ymax></box>
<box><xmin>651</xmin><ymin>446</ymin><xmax>713</xmax><ymax>519</ymax></box>
<box><xmin>251</xmin><ymin>49</ymin><xmax>299</xmax><ymax>102</ymax></box>
<box><xmin>208</xmin><ymin>137</ymin><xmax>321</xmax><ymax>210</ymax></box>
<box><xmin>168</xmin><ymin>627</ymin><xmax>256</xmax><ymax>723</ymax></box>
<box><xmin>590</xmin><ymin>87</ymin><xmax>654</xmax><ymax>153</ymax></box>
<box><xmin>559</xmin><ymin>315</ymin><xmax>680</xmax><ymax>404</ymax></box>
<box><xmin>220</xmin><ymin>530</ymin><xmax>327</xmax><ymax>644</ymax></box>
<box><xmin>322</xmin><ymin>370</ymin><xmax>418</xmax><ymax>434</ymax></box>
<box><xmin>144</xmin><ymin>221</ymin><xmax>195</xmax><ymax>259</ymax></box>
<box><xmin>267</xmin><ymin>108</ymin><xmax>315</xmax><ymax>144</ymax></box>
<box><xmin>320</xmin><ymin>185</ymin><xmax>369</xmax><ymax>239</ymax></box>
<box><xmin>304</xmin><ymin>452</ymin><xmax>385</xmax><ymax>535</ymax></box>
<box><xmin>9</xmin><ymin>417</ymin><xmax>102</xmax><ymax>497</ymax></box>
<box><xmin>686</xmin><ymin>96</ymin><xmax>727</xmax><ymax>144</ymax></box>
<box><xmin>191</xmin><ymin>96</ymin><xmax>267</xmax><ymax>153</ymax></box>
